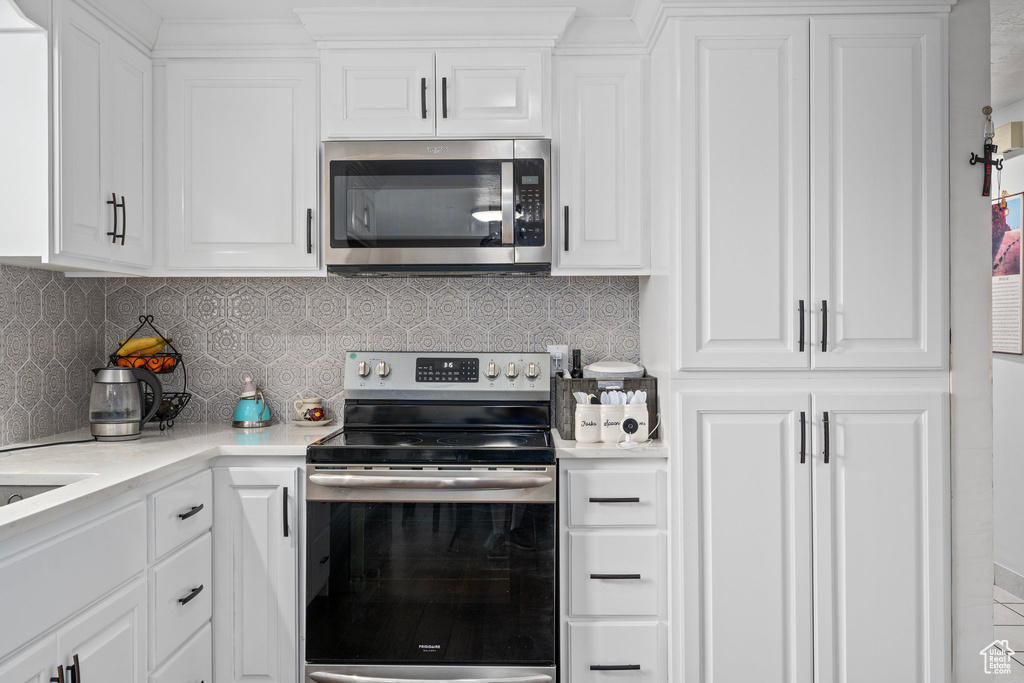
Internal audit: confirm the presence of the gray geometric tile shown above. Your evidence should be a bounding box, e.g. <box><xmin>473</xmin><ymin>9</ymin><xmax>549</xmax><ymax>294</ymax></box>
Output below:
<box><xmin>189</xmin><ymin>360</ymin><xmax>228</xmax><ymax>396</ymax></box>
<box><xmin>490</xmin><ymin>321</ymin><xmax>529</xmax><ymax>353</ymax></box>
<box><xmin>551</xmin><ymin>289</ymin><xmax>589</xmax><ymax>327</ymax></box>
<box><xmin>15</xmin><ymin>282</ymin><xmax>41</xmax><ymax>321</ymax></box>
<box><xmin>387</xmin><ymin>289</ymin><xmax>424</xmax><ymax>327</ymax></box>
<box><xmin>15</xmin><ymin>362</ymin><xmax>43</xmax><ymax>407</ymax></box>
<box><xmin>30</xmin><ymin>402</ymin><xmax>55</xmax><ymax>439</ymax></box>
<box><xmin>325</xmin><ymin>326</ymin><xmax>366</xmax><ymax>355</ymax></box>
<box><xmin>449</xmin><ymin>322</ymin><xmax>489</xmax><ymax>352</ymax></box>
<box><xmin>612</xmin><ymin>324</ymin><xmax>641</xmax><ymax>362</ymax></box>
<box><xmin>226</xmin><ymin>284</ymin><xmax>267</xmax><ymax>327</ymax></box>
<box><xmin>367</xmin><ymin>321</ymin><xmax>407</xmax><ymax>351</ymax></box>
<box><xmin>207</xmin><ymin>325</ymin><xmax>245</xmax><ymax>357</ymax></box>
<box><xmin>0</xmin><ymin>371</ymin><xmax>14</xmax><ymax>407</ymax></box>
<box><xmin>3</xmin><ymin>404</ymin><xmax>30</xmax><ymax>445</ymax></box>
<box><xmin>307</xmin><ymin>356</ymin><xmax>346</xmax><ymax>400</ymax></box>
<box><xmin>427</xmin><ymin>290</ymin><xmax>468</xmax><ymax>325</ymax></box>
<box><xmin>207</xmin><ymin>389</ymin><xmax>240</xmax><ymax>423</ymax></box>
<box><xmin>29</xmin><ymin>322</ymin><xmax>54</xmax><ymax>364</ymax></box>
<box><xmin>468</xmin><ymin>285</ymin><xmax>509</xmax><ymax>326</ymax></box>
<box><xmin>267</xmin><ymin>284</ymin><xmax>307</xmax><ymax>326</ymax></box>
<box><xmin>106</xmin><ymin>285</ymin><xmax>143</xmax><ymax>324</ymax></box>
<box><xmin>54</xmin><ymin>325</ymin><xmax>76</xmax><ymax>364</ymax></box>
<box><xmin>511</xmin><ymin>291</ymin><xmax>548</xmax><ymax>323</ymax></box>
<box><xmin>309</xmin><ymin>287</ymin><xmax>346</xmax><ymax>324</ymax></box>
<box><xmin>407</xmin><ymin>321</ymin><xmax>447</xmax><ymax>352</ymax></box>
<box><xmin>41</xmin><ymin>281</ymin><xmax>66</xmax><ymax>325</ymax></box>
<box><xmin>0</xmin><ymin>284</ymin><xmax>15</xmax><ymax>321</ymax></box>
<box><xmin>2</xmin><ymin>321</ymin><xmax>29</xmax><ymax>367</ymax></box>
<box><xmin>348</xmin><ymin>287</ymin><xmax>386</xmax><ymax>326</ymax></box>
<box><xmin>147</xmin><ymin>284</ymin><xmax>186</xmax><ymax>320</ymax></box>
<box><xmin>570</xmin><ymin>328</ymin><xmax>608</xmax><ymax>363</ymax></box>
<box><xmin>590</xmin><ymin>292</ymin><xmax>628</xmax><ymax>328</ymax></box>
<box><xmin>54</xmin><ymin>396</ymin><xmax>78</xmax><ymax>434</ymax></box>
<box><xmin>288</xmin><ymin>322</ymin><xmax>327</xmax><ymax>357</ymax></box>
<box><xmin>247</xmin><ymin>326</ymin><xmax>287</xmax><ymax>363</ymax></box>
<box><xmin>42</xmin><ymin>360</ymin><xmax>66</xmax><ymax>406</ymax></box>
<box><xmin>186</xmin><ymin>286</ymin><xmax>227</xmax><ymax>326</ymax></box>
<box><xmin>529</xmin><ymin>322</ymin><xmax>569</xmax><ymax>350</ymax></box>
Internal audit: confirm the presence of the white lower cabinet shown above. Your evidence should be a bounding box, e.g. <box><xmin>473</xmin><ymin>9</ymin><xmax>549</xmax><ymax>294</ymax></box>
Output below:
<box><xmin>213</xmin><ymin>467</ymin><xmax>299</xmax><ymax>683</ymax></box>
<box><xmin>679</xmin><ymin>391</ymin><xmax>949</xmax><ymax>683</ymax></box>
<box><xmin>0</xmin><ymin>636</ymin><xmax>58</xmax><ymax>683</ymax></box>
<box><xmin>560</xmin><ymin>458</ymin><xmax>668</xmax><ymax>683</ymax></box>
<box><xmin>149</xmin><ymin>623</ymin><xmax>211</xmax><ymax>683</ymax></box>
<box><xmin>57</xmin><ymin>579</ymin><xmax>148</xmax><ymax>683</ymax></box>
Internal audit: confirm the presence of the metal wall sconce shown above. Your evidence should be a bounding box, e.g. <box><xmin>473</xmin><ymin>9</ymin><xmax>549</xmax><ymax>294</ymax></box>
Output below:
<box><xmin>969</xmin><ymin>105</ymin><xmax>1003</xmax><ymax>196</ymax></box>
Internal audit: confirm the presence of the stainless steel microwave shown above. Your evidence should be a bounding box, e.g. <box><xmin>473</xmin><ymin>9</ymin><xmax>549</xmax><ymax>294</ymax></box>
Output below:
<box><xmin>323</xmin><ymin>139</ymin><xmax>551</xmax><ymax>275</ymax></box>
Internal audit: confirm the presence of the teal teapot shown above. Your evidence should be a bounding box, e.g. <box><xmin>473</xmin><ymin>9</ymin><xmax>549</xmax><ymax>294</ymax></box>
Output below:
<box><xmin>232</xmin><ymin>375</ymin><xmax>270</xmax><ymax>428</ymax></box>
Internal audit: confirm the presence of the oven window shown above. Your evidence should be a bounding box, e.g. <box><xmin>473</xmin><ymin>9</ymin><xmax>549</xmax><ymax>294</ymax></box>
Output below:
<box><xmin>306</xmin><ymin>501</ymin><xmax>556</xmax><ymax>666</ymax></box>
<box><xmin>330</xmin><ymin>160</ymin><xmax>506</xmax><ymax>248</ymax></box>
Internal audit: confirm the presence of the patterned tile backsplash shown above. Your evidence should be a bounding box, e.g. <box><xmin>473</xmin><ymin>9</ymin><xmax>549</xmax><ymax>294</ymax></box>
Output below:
<box><xmin>0</xmin><ymin>270</ymin><xmax>639</xmax><ymax>446</ymax></box>
<box><xmin>0</xmin><ymin>265</ymin><xmax>107</xmax><ymax>447</ymax></box>
<box><xmin>104</xmin><ymin>276</ymin><xmax>641</xmax><ymax>425</ymax></box>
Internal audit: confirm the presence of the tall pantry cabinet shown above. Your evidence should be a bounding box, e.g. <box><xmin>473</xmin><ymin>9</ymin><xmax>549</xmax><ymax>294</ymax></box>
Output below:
<box><xmin>641</xmin><ymin>10</ymin><xmax>950</xmax><ymax>683</ymax></box>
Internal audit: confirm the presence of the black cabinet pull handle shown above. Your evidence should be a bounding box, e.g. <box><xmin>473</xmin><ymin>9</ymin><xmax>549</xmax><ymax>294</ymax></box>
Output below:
<box><xmin>51</xmin><ymin>665</ymin><xmax>64</xmax><ymax>683</ymax></box>
<box><xmin>319</xmin><ymin>555</ymin><xmax>330</xmax><ymax>565</ymax></box>
<box><xmin>589</xmin><ymin>497</ymin><xmax>641</xmax><ymax>503</ymax></box>
<box><xmin>823</xmin><ymin>411</ymin><xmax>830</xmax><ymax>464</ymax></box>
<box><xmin>420</xmin><ymin>77</ymin><xmax>427</xmax><ymax>119</ymax></box>
<box><xmin>563</xmin><ymin>206</ymin><xmax>569</xmax><ymax>251</ymax></box>
<box><xmin>306</xmin><ymin>208</ymin><xmax>313</xmax><ymax>254</ymax></box>
<box><xmin>106</xmin><ymin>192</ymin><xmax>119</xmax><ymax>244</ymax></box>
<box><xmin>442</xmin><ymin>77</ymin><xmax>448</xmax><ymax>118</ymax></box>
<box><xmin>800</xmin><ymin>411</ymin><xmax>806</xmax><ymax>464</ymax></box>
<box><xmin>283</xmin><ymin>486</ymin><xmax>289</xmax><ymax>537</ymax></box>
<box><xmin>179</xmin><ymin>584</ymin><xmax>203</xmax><ymax>605</ymax></box>
<box><xmin>821</xmin><ymin>300</ymin><xmax>828</xmax><ymax>351</ymax></box>
<box><xmin>590</xmin><ymin>573</ymin><xmax>641</xmax><ymax>580</ymax></box>
<box><xmin>590</xmin><ymin>665</ymin><xmax>641</xmax><ymax>671</ymax></box>
<box><xmin>120</xmin><ymin>195</ymin><xmax>126</xmax><ymax>245</ymax></box>
<box><xmin>68</xmin><ymin>654</ymin><xmax>79</xmax><ymax>683</ymax></box>
<box><xmin>798</xmin><ymin>300</ymin><xmax>805</xmax><ymax>352</ymax></box>
<box><xmin>178</xmin><ymin>503</ymin><xmax>204</xmax><ymax>521</ymax></box>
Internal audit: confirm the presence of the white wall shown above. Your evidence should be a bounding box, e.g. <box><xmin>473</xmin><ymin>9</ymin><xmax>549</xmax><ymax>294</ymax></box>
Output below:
<box><xmin>992</xmin><ymin>96</ymin><xmax>1024</xmax><ymax>584</ymax></box>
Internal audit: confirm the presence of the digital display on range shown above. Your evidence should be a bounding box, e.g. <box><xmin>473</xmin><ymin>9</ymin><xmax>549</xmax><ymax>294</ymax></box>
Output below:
<box><xmin>415</xmin><ymin>357</ymin><xmax>479</xmax><ymax>382</ymax></box>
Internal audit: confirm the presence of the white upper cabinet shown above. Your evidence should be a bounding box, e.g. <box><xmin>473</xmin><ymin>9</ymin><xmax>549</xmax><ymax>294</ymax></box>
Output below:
<box><xmin>675</xmin><ymin>16</ymin><xmax>945</xmax><ymax>372</ymax></box>
<box><xmin>677</xmin><ymin>20</ymin><xmax>809</xmax><ymax>367</ymax></box>
<box><xmin>555</xmin><ymin>56</ymin><xmax>646</xmax><ymax>274</ymax></box>
<box><xmin>57</xmin><ymin>0</ymin><xmax>152</xmax><ymax>270</ymax></box>
<box><xmin>322</xmin><ymin>51</ymin><xmax>435</xmax><ymax>138</ymax></box>
<box><xmin>810</xmin><ymin>17</ymin><xmax>946</xmax><ymax>370</ymax></box>
<box><xmin>435</xmin><ymin>51</ymin><xmax>544</xmax><ymax>138</ymax></box>
<box><xmin>164</xmin><ymin>61</ymin><xmax>319</xmax><ymax>272</ymax></box>
<box><xmin>321</xmin><ymin>49</ymin><xmax>547</xmax><ymax>139</ymax></box>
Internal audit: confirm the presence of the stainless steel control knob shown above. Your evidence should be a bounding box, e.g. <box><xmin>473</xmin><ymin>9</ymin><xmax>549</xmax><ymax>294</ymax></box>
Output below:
<box><xmin>525</xmin><ymin>362</ymin><xmax>541</xmax><ymax>380</ymax></box>
<box><xmin>505</xmin><ymin>362</ymin><xmax>518</xmax><ymax>379</ymax></box>
<box><xmin>376</xmin><ymin>361</ymin><xmax>390</xmax><ymax>378</ymax></box>
<box><xmin>485</xmin><ymin>361</ymin><xmax>500</xmax><ymax>379</ymax></box>
<box><xmin>356</xmin><ymin>361</ymin><xmax>371</xmax><ymax>378</ymax></box>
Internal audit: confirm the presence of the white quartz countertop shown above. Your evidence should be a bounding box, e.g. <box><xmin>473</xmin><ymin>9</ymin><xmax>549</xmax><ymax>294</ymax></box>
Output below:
<box><xmin>552</xmin><ymin>428</ymin><xmax>668</xmax><ymax>458</ymax></box>
<box><xmin>0</xmin><ymin>421</ymin><xmax>338</xmax><ymax>543</ymax></box>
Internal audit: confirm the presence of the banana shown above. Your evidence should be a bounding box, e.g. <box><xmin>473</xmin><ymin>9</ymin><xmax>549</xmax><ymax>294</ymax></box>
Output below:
<box><xmin>116</xmin><ymin>336</ymin><xmax>171</xmax><ymax>356</ymax></box>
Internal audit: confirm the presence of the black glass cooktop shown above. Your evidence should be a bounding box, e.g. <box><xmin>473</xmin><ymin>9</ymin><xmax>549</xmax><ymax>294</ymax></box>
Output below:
<box><xmin>308</xmin><ymin>429</ymin><xmax>554</xmax><ymax>465</ymax></box>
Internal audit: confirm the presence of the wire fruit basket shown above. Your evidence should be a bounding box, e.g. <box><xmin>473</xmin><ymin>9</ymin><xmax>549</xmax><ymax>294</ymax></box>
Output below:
<box><xmin>108</xmin><ymin>315</ymin><xmax>191</xmax><ymax>430</ymax></box>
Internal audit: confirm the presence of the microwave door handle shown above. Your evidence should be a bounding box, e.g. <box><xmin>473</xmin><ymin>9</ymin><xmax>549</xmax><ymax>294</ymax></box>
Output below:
<box><xmin>501</xmin><ymin>161</ymin><xmax>515</xmax><ymax>246</ymax></box>
<box><xmin>310</xmin><ymin>674</ymin><xmax>552</xmax><ymax>683</ymax></box>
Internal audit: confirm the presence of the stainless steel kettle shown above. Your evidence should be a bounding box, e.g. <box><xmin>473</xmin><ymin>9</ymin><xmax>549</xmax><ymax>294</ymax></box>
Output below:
<box><xmin>89</xmin><ymin>367</ymin><xmax>163</xmax><ymax>441</ymax></box>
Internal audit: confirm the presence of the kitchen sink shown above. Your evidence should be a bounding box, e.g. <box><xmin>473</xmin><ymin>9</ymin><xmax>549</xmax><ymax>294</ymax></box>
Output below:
<box><xmin>0</xmin><ymin>474</ymin><xmax>96</xmax><ymax>506</ymax></box>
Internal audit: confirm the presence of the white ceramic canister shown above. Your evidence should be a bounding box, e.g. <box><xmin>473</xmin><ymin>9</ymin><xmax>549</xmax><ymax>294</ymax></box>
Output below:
<box><xmin>599</xmin><ymin>404</ymin><xmax>625</xmax><ymax>443</ymax></box>
<box><xmin>622</xmin><ymin>403</ymin><xmax>650</xmax><ymax>443</ymax></box>
<box><xmin>574</xmin><ymin>404</ymin><xmax>601</xmax><ymax>444</ymax></box>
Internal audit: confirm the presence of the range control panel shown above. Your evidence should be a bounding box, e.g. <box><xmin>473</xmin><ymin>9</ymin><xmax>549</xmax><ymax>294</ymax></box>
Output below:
<box><xmin>345</xmin><ymin>351</ymin><xmax>551</xmax><ymax>401</ymax></box>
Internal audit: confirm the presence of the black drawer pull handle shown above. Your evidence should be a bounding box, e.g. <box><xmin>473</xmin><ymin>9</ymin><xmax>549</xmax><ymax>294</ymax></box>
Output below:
<box><xmin>798</xmin><ymin>299</ymin><xmax>805</xmax><ymax>352</ymax></box>
<box><xmin>590</xmin><ymin>665</ymin><xmax>641</xmax><ymax>671</ymax></box>
<box><xmin>178</xmin><ymin>504</ymin><xmax>204</xmax><ymax>520</ymax></box>
<box><xmin>823</xmin><ymin>411</ymin><xmax>830</xmax><ymax>464</ymax></box>
<box><xmin>68</xmin><ymin>654</ymin><xmax>79</xmax><ymax>683</ymax></box>
<box><xmin>799</xmin><ymin>411</ymin><xmax>806</xmax><ymax>464</ymax></box>
<box><xmin>420</xmin><ymin>77</ymin><xmax>427</xmax><ymax>119</ymax></box>
<box><xmin>589</xmin><ymin>497</ymin><xmax>641</xmax><ymax>503</ymax></box>
<box><xmin>590</xmin><ymin>573</ymin><xmax>641</xmax><ymax>580</ymax></box>
<box><xmin>179</xmin><ymin>584</ymin><xmax>204</xmax><ymax>605</ymax></box>
<box><xmin>306</xmin><ymin>208</ymin><xmax>313</xmax><ymax>254</ymax></box>
<box><xmin>442</xmin><ymin>77</ymin><xmax>448</xmax><ymax>118</ymax></box>
<box><xmin>563</xmin><ymin>206</ymin><xmax>569</xmax><ymax>251</ymax></box>
<box><xmin>821</xmin><ymin>300</ymin><xmax>828</xmax><ymax>352</ymax></box>
<box><xmin>51</xmin><ymin>665</ymin><xmax>64</xmax><ymax>683</ymax></box>
<box><xmin>283</xmin><ymin>486</ymin><xmax>289</xmax><ymax>537</ymax></box>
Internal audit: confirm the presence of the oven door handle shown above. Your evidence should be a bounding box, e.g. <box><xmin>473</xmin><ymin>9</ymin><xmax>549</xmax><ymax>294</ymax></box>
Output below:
<box><xmin>309</xmin><ymin>674</ymin><xmax>552</xmax><ymax>683</ymax></box>
<box><xmin>308</xmin><ymin>473</ymin><xmax>552</xmax><ymax>490</ymax></box>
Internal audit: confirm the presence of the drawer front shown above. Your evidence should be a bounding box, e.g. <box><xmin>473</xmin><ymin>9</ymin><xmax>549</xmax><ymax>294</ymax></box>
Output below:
<box><xmin>151</xmin><ymin>470</ymin><xmax>212</xmax><ymax>560</ymax></box>
<box><xmin>569</xmin><ymin>533</ymin><xmax>662</xmax><ymax>616</ymax></box>
<box><xmin>568</xmin><ymin>622</ymin><xmax>665</xmax><ymax>683</ymax></box>
<box><xmin>151</xmin><ymin>532</ymin><xmax>212</xmax><ymax>666</ymax></box>
<box><xmin>150</xmin><ymin>622</ymin><xmax>211</xmax><ymax>683</ymax></box>
<box><xmin>567</xmin><ymin>470</ymin><xmax>662</xmax><ymax>527</ymax></box>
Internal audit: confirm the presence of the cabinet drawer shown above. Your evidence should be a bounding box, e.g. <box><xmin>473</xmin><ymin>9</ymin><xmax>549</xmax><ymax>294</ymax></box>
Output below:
<box><xmin>149</xmin><ymin>622</ymin><xmax>211</xmax><ymax>683</ymax></box>
<box><xmin>567</xmin><ymin>470</ymin><xmax>662</xmax><ymax>527</ymax></box>
<box><xmin>569</xmin><ymin>533</ymin><xmax>663</xmax><ymax>616</ymax></box>
<box><xmin>151</xmin><ymin>532</ymin><xmax>211</xmax><ymax>666</ymax></box>
<box><xmin>150</xmin><ymin>470</ymin><xmax>212</xmax><ymax>560</ymax></box>
<box><xmin>568</xmin><ymin>622</ymin><xmax>665</xmax><ymax>683</ymax></box>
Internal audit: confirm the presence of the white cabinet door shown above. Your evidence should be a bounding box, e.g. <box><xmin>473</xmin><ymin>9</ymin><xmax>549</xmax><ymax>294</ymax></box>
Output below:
<box><xmin>165</xmin><ymin>62</ymin><xmax>318</xmax><ymax>271</ymax></box>
<box><xmin>57</xmin><ymin>579</ymin><xmax>147</xmax><ymax>683</ymax></box>
<box><xmin>58</xmin><ymin>0</ymin><xmax>110</xmax><ymax>262</ymax></box>
<box><xmin>813</xmin><ymin>393</ymin><xmax>949</xmax><ymax>683</ymax></box>
<box><xmin>107</xmin><ymin>31</ymin><xmax>151</xmax><ymax>268</ymax></box>
<box><xmin>679</xmin><ymin>393</ymin><xmax>813</xmax><ymax>683</ymax></box>
<box><xmin>214</xmin><ymin>467</ymin><xmax>298</xmax><ymax>683</ymax></box>
<box><xmin>810</xmin><ymin>17</ymin><xmax>946</xmax><ymax>369</ymax></box>
<box><xmin>555</xmin><ymin>56</ymin><xmax>645</xmax><ymax>273</ymax></box>
<box><xmin>435</xmin><ymin>51</ymin><xmax>545</xmax><ymax>138</ymax></box>
<box><xmin>0</xmin><ymin>636</ymin><xmax>59</xmax><ymax>683</ymax></box>
<box><xmin>322</xmin><ymin>51</ymin><xmax>435</xmax><ymax>138</ymax></box>
<box><xmin>677</xmin><ymin>20</ymin><xmax>810</xmax><ymax>369</ymax></box>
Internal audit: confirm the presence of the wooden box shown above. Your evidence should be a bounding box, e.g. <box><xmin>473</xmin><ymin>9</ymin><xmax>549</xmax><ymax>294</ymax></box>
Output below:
<box><xmin>553</xmin><ymin>375</ymin><xmax>659</xmax><ymax>441</ymax></box>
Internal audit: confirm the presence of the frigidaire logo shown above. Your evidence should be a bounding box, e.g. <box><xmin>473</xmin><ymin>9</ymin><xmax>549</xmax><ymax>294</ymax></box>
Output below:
<box><xmin>419</xmin><ymin>644</ymin><xmax>441</xmax><ymax>650</ymax></box>
<box><xmin>427</xmin><ymin>146</ymin><xmax>449</xmax><ymax>154</ymax></box>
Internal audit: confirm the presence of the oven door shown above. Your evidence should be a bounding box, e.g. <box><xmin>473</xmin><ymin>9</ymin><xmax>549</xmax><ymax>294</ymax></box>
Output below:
<box><xmin>305</xmin><ymin>464</ymin><xmax>557</xmax><ymax>673</ymax></box>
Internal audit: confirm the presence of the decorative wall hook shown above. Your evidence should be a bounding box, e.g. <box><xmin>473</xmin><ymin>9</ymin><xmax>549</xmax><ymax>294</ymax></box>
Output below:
<box><xmin>969</xmin><ymin>105</ymin><xmax>1003</xmax><ymax>196</ymax></box>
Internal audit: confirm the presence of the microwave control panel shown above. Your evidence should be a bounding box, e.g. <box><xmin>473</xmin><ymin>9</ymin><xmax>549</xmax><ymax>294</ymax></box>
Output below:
<box><xmin>515</xmin><ymin>159</ymin><xmax>545</xmax><ymax>247</ymax></box>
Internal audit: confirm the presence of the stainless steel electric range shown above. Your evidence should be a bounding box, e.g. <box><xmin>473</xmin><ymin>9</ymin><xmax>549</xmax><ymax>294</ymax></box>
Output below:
<box><xmin>305</xmin><ymin>351</ymin><xmax>556</xmax><ymax>683</ymax></box>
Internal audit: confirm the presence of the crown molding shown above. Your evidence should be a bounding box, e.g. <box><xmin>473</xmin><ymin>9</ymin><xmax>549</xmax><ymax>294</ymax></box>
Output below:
<box><xmin>293</xmin><ymin>6</ymin><xmax>575</xmax><ymax>49</ymax></box>
<box><xmin>151</xmin><ymin>18</ymin><xmax>317</xmax><ymax>58</ymax></box>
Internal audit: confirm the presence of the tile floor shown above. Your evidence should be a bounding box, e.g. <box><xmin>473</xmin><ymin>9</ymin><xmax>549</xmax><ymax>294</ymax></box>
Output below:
<box><xmin>993</xmin><ymin>585</ymin><xmax>1024</xmax><ymax>680</ymax></box>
